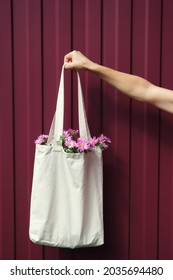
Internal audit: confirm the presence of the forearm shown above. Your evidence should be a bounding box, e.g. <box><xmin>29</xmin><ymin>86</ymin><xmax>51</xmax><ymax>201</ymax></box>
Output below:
<box><xmin>86</xmin><ymin>62</ymin><xmax>152</xmax><ymax>102</ymax></box>
<box><xmin>64</xmin><ymin>51</ymin><xmax>173</xmax><ymax>113</ymax></box>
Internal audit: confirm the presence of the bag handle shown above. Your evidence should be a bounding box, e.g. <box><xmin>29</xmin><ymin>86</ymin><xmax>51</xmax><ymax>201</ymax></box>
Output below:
<box><xmin>47</xmin><ymin>65</ymin><xmax>91</xmax><ymax>144</ymax></box>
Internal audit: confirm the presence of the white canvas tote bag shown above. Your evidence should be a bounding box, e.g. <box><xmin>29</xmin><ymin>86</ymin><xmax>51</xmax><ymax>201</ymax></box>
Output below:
<box><xmin>29</xmin><ymin>65</ymin><xmax>104</xmax><ymax>248</ymax></box>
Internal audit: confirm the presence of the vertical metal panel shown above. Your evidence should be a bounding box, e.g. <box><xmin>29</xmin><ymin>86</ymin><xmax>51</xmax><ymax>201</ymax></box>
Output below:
<box><xmin>72</xmin><ymin>0</ymin><xmax>102</xmax><ymax>136</ymax></box>
<box><xmin>159</xmin><ymin>0</ymin><xmax>173</xmax><ymax>260</ymax></box>
<box><xmin>26</xmin><ymin>0</ymin><xmax>44</xmax><ymax>260</ymax></box>
<box><xmin>0</xmin><ymin>0</ymin><xmax>15</xmax><ymax>260</ymax></box>
<box><xmin>1</xmin><ymin>0</ymin><xmax>173</xmax><ymax>260</ymax></box>
<box><xmin>12</xmin><ymin>0</ymin><xmax>29</xmax><ymax>259</ymax></box>
<box><xmin>130</xmin><ymin>0</ymin><xmax>161</xmax><ymax>259</ymax></box>
<box><xmin>102</xmin><ymin>0</ymin><xmax>131</xmax><ymax>259</ymax></box>
<box><xmin>12</xmin><ymin>0</ymin><xmax>43</xmax><ymax>259</ymax></box>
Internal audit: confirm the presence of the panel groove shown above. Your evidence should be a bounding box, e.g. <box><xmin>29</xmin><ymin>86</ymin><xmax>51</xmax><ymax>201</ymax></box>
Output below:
<box><xmin>128</xmin><ymin>0</ymin><xmax>133</xmax><ymax>260</ymax></box>
<box><xmin>41</xmin><ymin>0</ymin><xmax>44</xmax><ymax>134</ymax></box>
<box><xmin>100</xmin><ymin>0</ymin><xmax>103</xmax><ymax>133</ymax></box>
<box><xmin>10</xmin><ymin>0</ymin><xmax>16</xmax><ymax>260</ymax></box>
<box><xmin>157</xmin><ymin>0</ymin><xmax>163</xmax><ymax>260</ymax></box>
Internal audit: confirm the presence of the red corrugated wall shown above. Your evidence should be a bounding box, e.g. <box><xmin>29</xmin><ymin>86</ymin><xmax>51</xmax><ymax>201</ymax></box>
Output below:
<box><xmin>1</xmin><ymin>0</ymin><xmax>173</xmax><ymax>260</ymax></box>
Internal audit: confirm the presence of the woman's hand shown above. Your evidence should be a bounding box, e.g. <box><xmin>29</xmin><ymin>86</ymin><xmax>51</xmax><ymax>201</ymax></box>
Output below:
<box><xmin>64</xmin><ymin>50</ymin><xmax>95</xmax><ymax>70</ymax></box>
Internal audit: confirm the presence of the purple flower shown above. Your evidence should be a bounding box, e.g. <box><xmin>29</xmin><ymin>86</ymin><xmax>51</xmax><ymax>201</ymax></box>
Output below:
<box><xmin>97</xmin><ymin>134</ymin><xmax>111</xmax><ymax>150</ymax></box>
<box><xmin>98</xmin><ymin>134</ymin><xmax>111</xmax><ymax>143</ymax></box>
<box><xmin>65</xmin><ymin>138</ymin><xmax>77</xmax><ymax>149</ymax></box>
<box><xmin>64</xmin><ymin>136</ymin><xmax>72</xmax><ymax>143</ymax></box>
<box><xmin>101</xmin><ymin>142</ymin><xmax>109</xmax><ymax>149</ymax></box>
<box><xmin>77</xmin><ymin>138</ymin><xmax>90</xmax><ymax>152</ymax></box>
<box><xmin>62</xmin><ymin>130</ymin><xmax>70</xmax><ymax>139</ymax></box>
<box><xmin>35</xmin><ymin>129</ymin><xmax>111</xmax><ymax>152</ymax></box>
<box><xmin>90</xmin><ymin>136</ymin><xmax>99</xmax><ymax>148</ymax></box>
<box><xmin>34</xmin><ymin>134</ymin><xmax>49</xmax><ymax>145</ymax></box>
<box><xmin>62</xmin><ymin>129</ymin><xmax>79</xmax><ymax>141</ymax></box>
<box><xmin>34</xmin><ymin>138</ymin><xmax>43</xmax><ymax>144</ymax></box>
<box><xmin>68</xmin><ymin>129</ymin><xmax>79</xmax><ymax>135</ymax></box>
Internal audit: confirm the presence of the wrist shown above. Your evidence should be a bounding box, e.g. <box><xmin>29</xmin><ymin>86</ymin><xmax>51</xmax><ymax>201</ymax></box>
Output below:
<box><xmin>84</xmin><ymin>61</ymin><xmax>99</xmax><ymax>72</ymax></box>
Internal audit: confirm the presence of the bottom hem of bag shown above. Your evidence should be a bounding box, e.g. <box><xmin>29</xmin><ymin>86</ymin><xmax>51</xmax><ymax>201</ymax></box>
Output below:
<box><xmin>29</xmin><ymin>235</ymin><xmax>104</xmax><ymax>249</ymax></box>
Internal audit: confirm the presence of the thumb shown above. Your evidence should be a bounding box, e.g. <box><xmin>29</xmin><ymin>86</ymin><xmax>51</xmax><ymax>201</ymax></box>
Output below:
<box><xmin>64</xmin><ymin>62</ymin><xmax>73</xmax><ymax>69</ymax></box>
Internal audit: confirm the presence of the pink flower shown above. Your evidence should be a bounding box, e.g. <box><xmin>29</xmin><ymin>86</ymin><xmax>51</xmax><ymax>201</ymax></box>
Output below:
<box><xmin>65</xmin><ymin>139</ymin><xmax>77</xmax><ymax>149</ymax></box>
<box><xmin>34</xmin><ymin>134</ymin><xmax>48</xmax><ymax>145</ymax></box>
<box><xmin>68</xmin><ymin>129</ymin><xmax>79</xmax><ymax>135</ymax></box>
<box><xmin>62</xmin><ymin>129</ymin><xmax>79</xmax><ymax>141</ymax></box>
<box><xmin>35</xmin><ymin>129</ymin><xmax>111</xmax><ymax>152</ymax></box>
<box><xmin>101</xmin><ymin>142</ymin><xmax>109</xmax><ymax>149</ymax></box>
<box><xmin>35</xmin><ymin>138</ymin><xmax>43</xmax><ymax>144</ymax></box>
<box><xmin>77</xmin><ymin>138</ymin><xmax>90</xmax><ymax>152</ymax></box>
<box><xmin>90</xmin><ymin>136</ymin><xmax>99</xmax><ymax>148</ymax></box>
<box><xmin>64</xmin><ymin>136</ymin><xmax>72</xmax><ymax>142</ymax></box>
<box><xmin>42</xmin><ymin>134</ymin><xmax>49</xmax><ymax>139</ymax></box>
<box><xmin>97</xmin><ymin>134</ymin><xmax>111</xmax><ymax>149</ymax></box>
<box><xmin>62</xmin><ymin>130</ymin><xmax>70</xmax><ymax>138</ymax></box>
<box><xmin>98</xmin><ymin>134</ymin><xmax>111</xmax><ymax>143</ymax></box>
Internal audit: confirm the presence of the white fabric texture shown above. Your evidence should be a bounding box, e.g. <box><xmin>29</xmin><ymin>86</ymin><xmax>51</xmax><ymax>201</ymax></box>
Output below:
<box><xmin>29</xmin><ymin>66</ymin><xmax>104</xmax><ymax>248</ymax></box>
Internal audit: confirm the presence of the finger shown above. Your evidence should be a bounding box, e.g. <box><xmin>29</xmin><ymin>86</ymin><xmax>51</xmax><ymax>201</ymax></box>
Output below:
<box><xmin>64</xmin><ymin>52</ymin><xmax>73</xmax><ymax>63</ymax></box>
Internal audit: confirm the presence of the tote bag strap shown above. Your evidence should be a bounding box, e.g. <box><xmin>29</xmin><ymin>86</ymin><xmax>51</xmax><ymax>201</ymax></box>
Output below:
<box><xmin>77</xmin><ymin>71</ymin><xmax>91</xmax><ymax>140</ymax></box>
<box><xmin>47</xmin><ymin>65</ymin><xmax>91</xmax><ymax>144</ymax></box>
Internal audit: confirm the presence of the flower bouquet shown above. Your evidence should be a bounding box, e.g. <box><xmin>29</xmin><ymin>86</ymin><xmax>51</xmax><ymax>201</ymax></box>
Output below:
<box><xmin>35</xmin><ymin>129</ymin><xmax>111</xmax><ymax>154</ymax></box>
